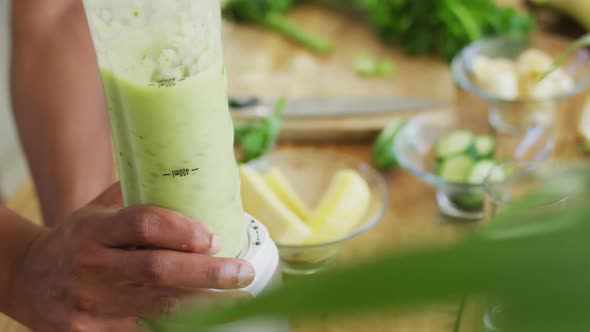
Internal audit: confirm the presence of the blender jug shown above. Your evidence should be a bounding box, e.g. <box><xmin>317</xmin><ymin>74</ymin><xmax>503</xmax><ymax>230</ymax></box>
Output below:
<box><xmin>82</xmin><ymin>0</ymin><xmax>246</xmax><ymax>259</ymax></box>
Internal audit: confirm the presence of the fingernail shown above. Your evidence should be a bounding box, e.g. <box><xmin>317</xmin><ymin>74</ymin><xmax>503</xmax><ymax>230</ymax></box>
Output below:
<box><xmin>209</xmin><ymin>235</ymin><xmax>222</xmax><ymax>254</ymax></box>
<box><xmin>238</xmin><ymin>264</ymin><xmax>255</xmax><ymax>288</ymax></box>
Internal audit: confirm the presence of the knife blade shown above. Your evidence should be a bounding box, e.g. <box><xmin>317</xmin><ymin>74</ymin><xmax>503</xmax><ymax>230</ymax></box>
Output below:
<box><xmin>229</xmin><ymin>96</ymin><xmax>448</xmax><ymax>119</ymax></box>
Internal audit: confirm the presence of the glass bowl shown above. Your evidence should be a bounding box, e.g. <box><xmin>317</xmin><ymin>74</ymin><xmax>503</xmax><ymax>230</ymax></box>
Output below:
<box><xmin>394</xmin><ymin>110</ymin><xmax>553</xmax><ymax>220</ymax></box>
<box><xmin>248</xmin><ymin>148</ymin><xmax>388</xmax><ymax>275</ymax></box>
<box><xmin>484</xmin><ymin>160</ymin><xmax>589</xmax><ymax>219</ymax></box>
<box><xmin>452</xmin><ymin>35</ymin><xmax>590</xmax><ymax>134</ymax></box>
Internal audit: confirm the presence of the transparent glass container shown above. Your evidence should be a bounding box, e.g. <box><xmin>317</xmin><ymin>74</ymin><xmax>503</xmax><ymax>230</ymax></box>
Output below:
<box><xmin>482</xmin><ymin>161</ymin><xmax>587</xmax><ymax>332</ymax></box>
<box><xmin>394</xmin><ymin>111</ymin><xmax>553</xmax><ymax>220</ymax></box>
<box><xmin>82</xmin><ymin>0</ymin><xmax>246</xmax><ymax>258</ymax></box>
<box><xmin>452</xmin><ymin>36</ymin><xmax>590</xmax><ymax>135</ymax></box>
<box><xmin>249</xmin><ymin>149</ymin><xmax>388</xmax><ymax>275</ymax></box>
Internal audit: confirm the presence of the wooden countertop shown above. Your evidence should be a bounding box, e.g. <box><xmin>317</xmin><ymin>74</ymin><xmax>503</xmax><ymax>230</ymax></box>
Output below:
<box><xmin>3</xmin><ymin>120</ymin><xmax>586</xmax><ymax>332</ymax></box>
<box><xmin>1</xmin><ymin>1</ymin><xmax>589</xmax><ymax>331</ymax></box>
<box><xmin>3</xmin><ymin>131</ymin><xmax>586</xmax><ymax>332</ymax></box>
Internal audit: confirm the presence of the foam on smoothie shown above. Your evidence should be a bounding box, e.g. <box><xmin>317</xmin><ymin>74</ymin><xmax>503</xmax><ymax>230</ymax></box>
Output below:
<box><xmin>84</xmin><ymin>1</ymin><xmax>246</xmax><ymax>258</ymax></box>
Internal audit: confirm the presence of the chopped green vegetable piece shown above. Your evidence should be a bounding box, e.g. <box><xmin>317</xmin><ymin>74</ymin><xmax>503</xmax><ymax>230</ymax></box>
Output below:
<box><xmin>474</xmin><ymin>135</ymin><xmax>496</xmax><ymax>159</ymax></box>
<box><xmin>372</xmin><ymin>119</ymin><xmax>407</xmax><ymax>170</ymax></box>
<box><xmin>438</xmin><ymin>154</ymin><xmax>474</xmax><ymax>183</ymax></box>
<box><xmin>354</xmin><ymin>54</ymin><xmax>378</xmax><ymax>77</ymax></box>
<box><xmin>435</xmin><ymin>130</ymin><xmax>476</xmax><ymax>160</ymax></box>
<box><xmin>451</xmin><ymin>192</ymin><xmax>485</xmax><ymax>211</ymax></box>
<box><xmin>467</xmin><ymin>160</ymin><xmax>497</xmax><ymax>185</ymax></box>
<box><xmin>376</xmin><ymin>59</ymin><xmax>396</xmax><ymax>77</ymax></box>
<box><xmin>354</xmin><ymin>54</ymin><xmax>396</xmax><ymax>77</ymax></box>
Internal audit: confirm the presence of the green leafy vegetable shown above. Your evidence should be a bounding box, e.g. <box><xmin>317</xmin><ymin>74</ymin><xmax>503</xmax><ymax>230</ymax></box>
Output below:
<box><xmin>223</xmin><ymin>0</ymin><xmax>332</xmax><ymax>53</ymax></box>
<box><xmin>360</xmin><ymin>0</ymin><xmax>535</xmax><ymax>61</ymax></box>
<box><xmin>146</xmin><ymin>165</ymin><xmax>590</xmax><ymax>332</ymax></box>
<box><xmin>222</xmin><ymin>0</ymin><xmax>534</xmax><ymax>60</ymax></box>
<box><xmin>234</xmin><ymin>97</ymin><xmax>287</xmax><ymax>163</ymax></box>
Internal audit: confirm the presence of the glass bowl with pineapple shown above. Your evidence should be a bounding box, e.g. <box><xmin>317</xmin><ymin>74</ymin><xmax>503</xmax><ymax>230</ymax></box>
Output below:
<box><xmin>452</xmin><ymin>35</ymin><xmax>590</xmax><ymax>133</ymax></box>
<box><xmin>240</xmin><ymin>148</ymin><xmax>388</xmax><ymax>275</ymax></box>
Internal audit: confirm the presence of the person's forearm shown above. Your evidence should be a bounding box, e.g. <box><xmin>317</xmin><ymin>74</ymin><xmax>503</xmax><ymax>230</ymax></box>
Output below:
<box><xmin>0</xmin><ymin>206</ymin><xmax>44</xmax><ymax>316</ymax></box>
<box><xmin>10</xmin><ymin>0</ymin><xmax>114</xmax><ymax>226</ymax></box>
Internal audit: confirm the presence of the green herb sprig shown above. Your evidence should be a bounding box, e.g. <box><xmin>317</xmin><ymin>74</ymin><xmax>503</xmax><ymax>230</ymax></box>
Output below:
<box><xmin>234</xmin><ymin>97</ymin><xmax>287</xmax><ymax>163</ymax></box>
<box><xmin>538</xmin><ymin>33</ymin><xmax>590</xmax><ymax>81</ymax></box>
<box><xmin>223</xmin><ymin>0</ymin><xmax>332</xmax><ymax>54</ymax></box>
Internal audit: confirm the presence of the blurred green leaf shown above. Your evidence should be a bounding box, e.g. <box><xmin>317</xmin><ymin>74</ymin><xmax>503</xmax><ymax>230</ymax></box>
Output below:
<box><xmin>147</xmin><ymin>166</ymin><xmax>590</xmax><ymax>332</ymax></box>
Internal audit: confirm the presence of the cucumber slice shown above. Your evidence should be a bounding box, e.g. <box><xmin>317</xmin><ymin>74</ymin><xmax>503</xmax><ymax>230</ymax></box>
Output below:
<box><xmin>467</xmin><ymin>160</ymin><xmax>497</xmax><ymax>185</ymax></box>
<box><xmin>438</xmin><ymin>155</ymin><xmax>474</xmax><ymax>183</ymax></box>
<box><xmin>451</xmin><ymin>192</ymin><xmax>484</xmax><ymax>211</ymax></box>
<box><xmin>435</xmin><ymin>130</ymin><xmax>476</xmax><ymax>159</ymax></box>
<box><xmin>488</xmin><ymin>164</ymin><xmax>508</xmax><ymax>183</ymax></box>
<box><xmin>474</xmin><ymin>135</ymin><xmax>496</xmax><ymax>159</ymax></box>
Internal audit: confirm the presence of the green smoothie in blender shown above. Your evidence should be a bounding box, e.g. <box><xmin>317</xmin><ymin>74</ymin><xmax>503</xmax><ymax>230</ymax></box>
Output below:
<box><xmin>83</xmin><ymin>0</ymin><xmax>246</xmax><ymax>258</ymax></box>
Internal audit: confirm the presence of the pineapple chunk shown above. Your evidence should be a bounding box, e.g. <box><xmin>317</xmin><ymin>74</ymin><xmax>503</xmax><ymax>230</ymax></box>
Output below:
<box><xmin>306</xmin><ymin>170</ymin><xmax>371</xmax><ymax>244</ymax></box>
<box><xmin>264</xmin><ymin>168</ymin><xmax>311</xmax><ymax>221</ymax></box>
<box><xmin>240</xmin><ymin>166</ymin><xmax>312</xmax><ymax>245</ymax></box>
<box><xmin>516</xmin><ymin>48</ymin><xmax>554</xmax><ymax>78</ymax></box>
<box><xmin>472</xmin><ymin>55</ymin><xmax>519</xmax><ymax>100</ymax></box>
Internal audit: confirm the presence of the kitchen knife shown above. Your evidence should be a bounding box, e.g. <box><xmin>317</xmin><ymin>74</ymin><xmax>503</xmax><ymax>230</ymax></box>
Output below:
<box><xmin>229</xmin><ymin>96</ymin><xmax>448</xmax><ymax>119</ymax></box>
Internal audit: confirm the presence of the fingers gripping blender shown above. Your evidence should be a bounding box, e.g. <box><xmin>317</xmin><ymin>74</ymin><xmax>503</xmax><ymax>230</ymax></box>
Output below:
<box><xmin>81</xmin><ymin>1</ymin><xmax>286</xmax><ymax>330</ymax></box>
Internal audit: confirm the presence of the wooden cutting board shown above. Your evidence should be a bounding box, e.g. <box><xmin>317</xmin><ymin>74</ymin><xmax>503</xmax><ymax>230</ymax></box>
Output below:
<box><xmin>222</xmin><ymin>3</ymin><xmax>456</xmax><ymax>141</ymax></box>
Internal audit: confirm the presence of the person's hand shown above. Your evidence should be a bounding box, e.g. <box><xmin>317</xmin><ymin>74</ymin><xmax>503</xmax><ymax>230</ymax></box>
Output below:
<box><xmin>6</xmin><ymin>183</ymin><xmax>255</xmax><ymax>332</ymax></box>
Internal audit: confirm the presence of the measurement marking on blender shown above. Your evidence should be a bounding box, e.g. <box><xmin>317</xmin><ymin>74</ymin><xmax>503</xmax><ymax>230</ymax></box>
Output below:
<box><xmin>149</xmin><ymin>78</ymin><xmax>178</xmax><ymax>88</ymax></box>
<box><xmin>250</xmin><ymin>220</ymin><xmax>262</xmax><ymax>246</ymax></box>
<box><xmin>255</xmin><ymin>231</ymin><xmax>261</xmax><ymax>246</ymax></box>
<box><xmin>162</xmin><ymin>168</ymin><xmax>200</xmax><ymax>178</ymax></box>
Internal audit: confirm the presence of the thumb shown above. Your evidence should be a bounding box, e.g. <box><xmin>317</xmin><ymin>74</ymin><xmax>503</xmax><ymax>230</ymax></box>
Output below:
<box><xmin>91</xmin><ymin>182</ymin><xmax>124</xmax><ymax>209</ymax></box>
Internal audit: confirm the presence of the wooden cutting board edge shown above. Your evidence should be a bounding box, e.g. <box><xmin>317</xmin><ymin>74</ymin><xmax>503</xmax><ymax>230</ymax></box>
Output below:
<box><xmin>278</xmin><ymin>106</ymin><xmax>452</xmax><ymax>142</ymax></box>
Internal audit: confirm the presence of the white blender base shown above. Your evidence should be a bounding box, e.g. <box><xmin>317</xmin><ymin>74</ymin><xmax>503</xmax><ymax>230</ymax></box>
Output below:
<box><xmin>208</xmin><ymin>214</ymin><xmax>291</xmax><ymax>332</ymax></box>
<box><xmin>239</xmin><ymin>214</ymin><xmax>282</xmax><ymax>296</ymax></box>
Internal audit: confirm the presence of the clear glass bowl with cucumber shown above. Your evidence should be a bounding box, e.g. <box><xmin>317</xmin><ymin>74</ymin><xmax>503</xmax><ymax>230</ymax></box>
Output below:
<box><xmin>394</xmin><ymin>110</ymin><xmax>553</xmax><ymax>220</ymax></box>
